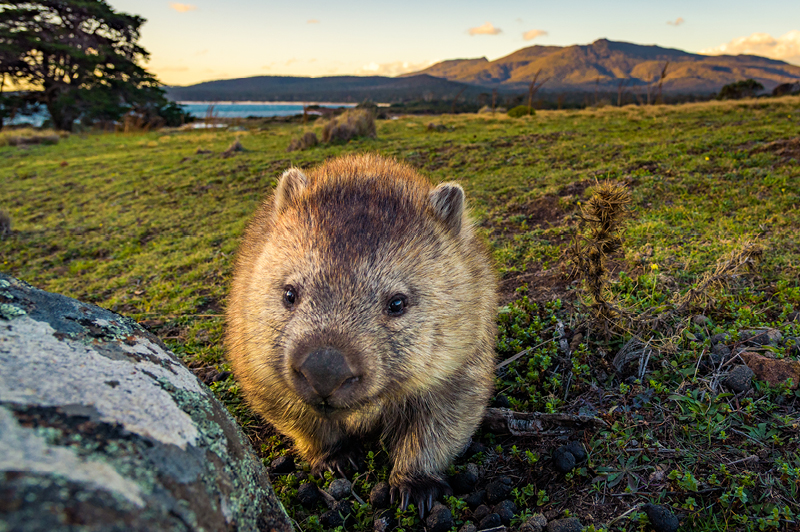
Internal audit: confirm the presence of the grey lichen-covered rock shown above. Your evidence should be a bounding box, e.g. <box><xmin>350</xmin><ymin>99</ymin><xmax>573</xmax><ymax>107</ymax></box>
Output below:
<box><xmin>0</xmin><ymin>274</ymin><xmax>293</xmax><ymax>532</ymax></box>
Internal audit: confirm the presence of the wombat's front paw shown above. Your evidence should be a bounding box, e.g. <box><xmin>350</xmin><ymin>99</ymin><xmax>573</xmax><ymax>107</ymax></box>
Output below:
<box><xmin>310</xmin><ymin>446</ymin><xmax>364</xmax><ymax>477</ymax></box>
<box><xmin>390</xmin><ymin>475</ymin><xmax>452</xmax><ymax>517</ymax></box>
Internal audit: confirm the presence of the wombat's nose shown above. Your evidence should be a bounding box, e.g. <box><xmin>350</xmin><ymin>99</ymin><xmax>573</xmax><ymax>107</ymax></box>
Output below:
<box><xmin>297</xmin><ymin>347</ymin><xmax>356</xmax><ymax>398</ymax></box>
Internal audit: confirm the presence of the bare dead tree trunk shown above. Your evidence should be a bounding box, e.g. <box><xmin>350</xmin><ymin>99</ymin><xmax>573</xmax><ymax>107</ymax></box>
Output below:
<box><xmin>617</xmin><ymin>79</ymin><xmax>629</xmax><ymax>107</ymax></box>
<box><xmin>526</xmin><ymin>69</ymin><xmax>550</xmax><ymax>114</ymax></box>
<box><xmin>656</xmin><ymin>61</ymin><xmax>670</xmax><ymax>105</ymax></box>
<box><xmin>451</xmin><ymin>86</ymin><xmax>467</xmax><ymax>114</ymax></box>
<box><xmin>491</xmin><ymin>89</ymin><xmax>497</xmax><ymax>113</ymax></box>
<box><xmin>528</xmin><ymin>70</ymin><xmax>541</xmax><ymax>112</ymax></box>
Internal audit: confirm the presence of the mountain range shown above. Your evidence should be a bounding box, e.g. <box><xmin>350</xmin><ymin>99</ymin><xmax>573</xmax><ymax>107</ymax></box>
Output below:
<box><xmin>166</xmin><ymin>39</ymin><xmax>800</xmax><ymax>103</ymax></box>
<box><xmin>404</xmin><ymin>39</ymin><xmax>800</xmax><ymax>93</ymax></box>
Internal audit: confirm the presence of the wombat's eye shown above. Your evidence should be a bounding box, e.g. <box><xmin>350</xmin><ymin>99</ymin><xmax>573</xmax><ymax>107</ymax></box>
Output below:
<box><xmin>387</xmin><ymin>294</ymin><xmax>407</xmax><ymax>316</ymax></box>
<box><xmin>283</xmin><ymin>286</ymin><xmax>297</xmax><ymax>307</ymax></box>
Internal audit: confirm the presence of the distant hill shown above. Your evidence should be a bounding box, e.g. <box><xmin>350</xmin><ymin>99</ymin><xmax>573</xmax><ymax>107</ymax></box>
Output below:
<box><xmin>166</xmin><ymin>74</ymin><xmax>483</xmax><ymax>103</ymax></box>
<box><xmin>404</xmin><ymin>39</ymin><xmax>800</xmax><ymax>93</ymax></box>
<box><xmin>166</xmin><ymin>39</ymin><xmax>800</xmax><ymax>103</ymax></box>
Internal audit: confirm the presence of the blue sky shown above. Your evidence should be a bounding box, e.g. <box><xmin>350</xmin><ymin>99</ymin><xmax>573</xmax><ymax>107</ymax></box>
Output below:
<box><xmin>107</xmin><ymin>0</ymin><xmax>800</xmax><ymax>86</ymax></box>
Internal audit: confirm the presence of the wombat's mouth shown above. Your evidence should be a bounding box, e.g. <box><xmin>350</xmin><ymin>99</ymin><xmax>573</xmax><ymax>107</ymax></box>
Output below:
<box><xmin>310</xmin><ymin>401</ymin><xmax>347</xmax><ymax>418</ymax></box>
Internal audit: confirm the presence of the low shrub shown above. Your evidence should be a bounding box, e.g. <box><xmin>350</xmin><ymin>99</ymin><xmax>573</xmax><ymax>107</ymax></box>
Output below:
<box><xmin>320</xmin><ymin>109</ymin><xmax>376</xmax><ymax>143</ymax></box>
<box><xmin>508</xmin><ymin>105</ymin><xmax>535</xmax><ymax>118</ymax></box>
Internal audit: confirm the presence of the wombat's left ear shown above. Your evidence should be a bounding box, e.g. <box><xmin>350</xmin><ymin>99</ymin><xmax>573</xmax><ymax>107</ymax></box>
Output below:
<box><xmin>273</xmin><ymin>168</ymin><xmax>308</xmax><ymax>214</ymax></box>
<box><xmin>430</xmin><ymin>182</ymin><xmax>464</xmax><ymax>235</ymax></box>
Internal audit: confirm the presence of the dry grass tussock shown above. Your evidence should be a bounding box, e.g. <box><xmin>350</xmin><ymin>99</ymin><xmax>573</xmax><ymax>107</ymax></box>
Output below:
<box><xmin>0</xmin><ymin>128</ymin><xmax>63</xmax><ymax>147</ymax></box>
<box><xmin>286</xmin><ymin>109</ymin><xmax>376</xmax><ymax>151</ymax></box>
<box><xmin>286</xmin><ymin>131</ymin><xmax>318</xmax><ymax>152</ymax></box>
<box><xmin>571</xmin><ymin>181</ymin><xmax>764</xmax><ymax>360</ymax></box>
<box><xmin>320</xmin><ymin>108</ymin><xmax>376</xmax><ymax>143</ymax></box>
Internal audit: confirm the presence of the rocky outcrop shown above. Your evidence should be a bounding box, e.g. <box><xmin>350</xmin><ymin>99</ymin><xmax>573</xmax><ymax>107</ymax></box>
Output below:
<box><xmin>0</xmin><ymin>274</ymin><xmax>292</xmax><ymax>532</ymax></box>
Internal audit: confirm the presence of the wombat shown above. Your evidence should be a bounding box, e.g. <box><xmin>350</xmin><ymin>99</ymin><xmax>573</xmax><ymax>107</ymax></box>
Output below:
<box><xmin>226</xmin><ymin>154</ymin><xmax>497</xmax><ymax>514</ymax></box>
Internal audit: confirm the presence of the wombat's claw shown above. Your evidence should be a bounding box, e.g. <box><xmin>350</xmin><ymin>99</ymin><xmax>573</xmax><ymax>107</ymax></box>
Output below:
<box><xmin>311</xmin><ymin>447</ymin><xmax>363</xmax><ymax>478</ymax></box>
<box><xmin>390</xmin><ymin>476</ymin><xmax>452</xmax><ymax>517</ymax></box>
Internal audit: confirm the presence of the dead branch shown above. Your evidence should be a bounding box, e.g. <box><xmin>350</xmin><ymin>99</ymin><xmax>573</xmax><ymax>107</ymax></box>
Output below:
<box><xmin>482</xmin><ymin>407</ymin><xmax>608</xmax><ymax>437</ymax></box>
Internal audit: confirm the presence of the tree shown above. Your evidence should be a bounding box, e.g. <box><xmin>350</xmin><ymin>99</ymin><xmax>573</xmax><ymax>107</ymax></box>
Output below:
<box><xmin>0</xmin><ymin>0</ymin><xmax>187</xmax><ymax>130</ymax></box>
<box><xmin>717</xmin><ymin>79</ymin><xmax>764</xmax><ymax>100</ymax></box>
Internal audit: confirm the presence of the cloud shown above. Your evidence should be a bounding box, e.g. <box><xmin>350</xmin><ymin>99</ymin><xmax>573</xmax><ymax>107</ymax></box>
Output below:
<box><xmin>701</xmin><ymin>30</ymin><xmax>800</xmax><ymax>65</ymax></box>
<box><xmin>195</xmin><ymin>49</ymin><xmax>208</xmax><ymax>56</ymax></box>
<box><xmin>169</xmin><ymin>3</ymin><xmax>196</xmax><ymax>13</ymax></box>
<box><xmin>285</xmin><ymin>58</ymin><xmax>298</xmax><ymax>66</ymax></box>
<box><xmin>667</xmin><ymin>17</ymin><xmax>684</xmax><ymax>26</ymax></box>
<box><xmin>468</xmin><ymin>22</ymin><xmax>502</xmax><ymax>36</ymax></box>
<box><xmin>523</xmin><ymin>29</ymin><xmax>548</xmax><ymax>41</ymax></box>
<box><xmin>307</xmin><ymin>19</ymin><xmax>319</xmax><ymax>24</ymax></box>
<box><xmin>357</xmin><ymin>60</ymin><xmax>437</xmax><ymax>77</ymax></box>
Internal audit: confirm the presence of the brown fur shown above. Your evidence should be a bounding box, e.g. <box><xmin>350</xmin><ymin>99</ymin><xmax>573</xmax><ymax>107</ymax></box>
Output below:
<box><xmin>226</xmin><ymin>154</ymin><xmax>497</xmax><ymax>509</ymax></box>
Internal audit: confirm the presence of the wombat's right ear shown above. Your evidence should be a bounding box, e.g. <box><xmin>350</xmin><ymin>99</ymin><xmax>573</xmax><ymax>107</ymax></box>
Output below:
<box><xmin>430</xmin><ymin>182</ymin><xmax>464</xmax><ymax>235</ymax></box>
<box><xmin>273</xmin><ymin>168</ymin><xmax>308</xmax><ymax>214</ymax></box>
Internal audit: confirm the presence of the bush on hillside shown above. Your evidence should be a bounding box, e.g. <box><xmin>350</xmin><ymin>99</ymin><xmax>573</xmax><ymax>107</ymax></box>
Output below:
<box><xmin>321</xmin><ymin>109</ymin><xmax>376</xmax><ymax>143</ymax></box>
<box><xmin>717</xmin><ymin>79</ymin><xmax>764</xmax><ymax>100</ymax></box>
<box><xmin>772</xmin><ymin>82</ymin><xmax>800</xmax><ymax>97</ymax></box>
<box><xmin>508</xmin><ymin>105</ymin><xmax>536</xmax><ymax>118</ymax></box>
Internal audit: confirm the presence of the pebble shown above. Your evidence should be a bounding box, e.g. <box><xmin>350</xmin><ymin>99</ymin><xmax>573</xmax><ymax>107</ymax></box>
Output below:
<box><xmin>711</xmin><ymin>343</ymin><xmax>731</xmax><ymax>362</ymax></box>
<box><xmin>546</xmin><ymin>517</ymin><xmax>583</xmax><ymax>532</ymax></box>
<box><xmin>518</xmin><ymin>513</ymin><xmax>547</xmax><ymax>532</ymax></box>
<box><xmin>552</xmin><ymin>446</ymin><xmax>576</xmax><ymax>473</ymax></box>
<box><xmin>426</xmin><ymin>503</ymin><xmax>453</xmax><ymax>532</ymax></box>
<box><xmin>741</xmin><ymin>328</ymin><xmax>783</xmax><ymax>346</ymax></box>
<box><xmin>565</xmin><ymin>441</ymin><xmax>587</xmax><ymax>462</ymax></box>
<box><xmin>296</xmin><ymin>483</ymin><xmax>320</xmax><ymax>507</ymax></box>
<box><xmin>328</xmin><ymin>478</ymin><xmax>352</xmax><ymax>500</ymax></box>
<box><xmin>492</xmin><ymin>500</ymin><xmax>517</xmax><ymax>525</ymax></box>
<box><xmin>723</xmin><ymin>365</ymin><xmax>755</xmax><ymax>393</ymax></box>
<box><xmin>472</xmin><ymin>504</ymin><xmax>490</xmax><ymax>522</ymax></box>
<box><xmin>478</xmin><ymin>513</ymin><xmax>502</xmax><ymax>530</ymax></box>
<box><xmin>451</xmin><ymin>463</ymin><xmax>480</xmax><ymax>494</ymax></box>
<box><xmin>369</xmin><ymin>481</ymin><xmax>391</xmax><ymax>509</ymax></box>
<box><xmin>492</xmin><ymin>394</ymin><xmax>511</xmax><ymax>408</ymax></box>
<box><xmin>643</xmin><ymin>503</ymin><xmax>680</xmax><ymax>532</ymax></box>
<box><xmin>321</xmin><ymin>509</ymin><xmax>344</xmax><ymax>528</ymax></box>
<box><xmin>710</xmin><ymin>333</ymin><xmax>730</xmax><ymax>345</ymax></box>
<box><xmin>464</xmin><ymin>490</ymin><xmax>485</xmax><ymax>509</ymax></box>
<box><xmin>466</xmin><ymin>441</ymin><xmax>487</xmax><ymax>457</ymax></box>
<box><xmin>459</xmin><ymin>523</ymin><xmax>478</xmax><ymax>532</ymax></box>
<box><xmin>484</xmin><ymin>476</ymin><xmax>513</xmax><ymax>503</ymax></box>
<box><xmin>270</xmin><ymin>455</ymin><xmax>295</xmax><ymax>474</ymax></box>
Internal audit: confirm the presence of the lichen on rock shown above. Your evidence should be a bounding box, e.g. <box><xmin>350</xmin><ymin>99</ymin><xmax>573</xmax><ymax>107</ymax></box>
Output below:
<box><xmin>0</xmin><ymin>273</ymin><xmax>293</xmax><ymax>532</ymax></box>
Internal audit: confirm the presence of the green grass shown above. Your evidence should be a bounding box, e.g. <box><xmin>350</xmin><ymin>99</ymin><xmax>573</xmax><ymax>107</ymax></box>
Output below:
<box><xmin>2</xmin><ymin>96</ymin><xmax>800</xmax><ymax>531</ymax></box>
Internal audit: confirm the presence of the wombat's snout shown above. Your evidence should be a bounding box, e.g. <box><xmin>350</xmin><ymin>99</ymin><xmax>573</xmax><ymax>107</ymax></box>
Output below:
<box><xmin>291</xmin><ymin>347</ymin><xmax>360</xmax><ymax>403</ymax></box>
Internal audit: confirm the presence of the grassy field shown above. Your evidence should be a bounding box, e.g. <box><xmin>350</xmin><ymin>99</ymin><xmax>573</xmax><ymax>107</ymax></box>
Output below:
<box><xmin>2</xmin><ymin>97</ymin><xmax>800</xmax><ymax>531</ymax></box>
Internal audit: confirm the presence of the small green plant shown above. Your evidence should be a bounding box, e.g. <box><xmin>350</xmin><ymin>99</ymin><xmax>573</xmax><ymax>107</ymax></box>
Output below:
<box><xmin>507</xmin><ymin>105</ymin><xmax>535</xmax><ymax>118</ymax></box>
